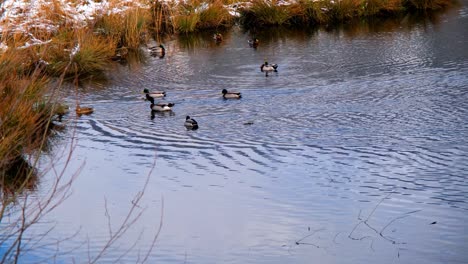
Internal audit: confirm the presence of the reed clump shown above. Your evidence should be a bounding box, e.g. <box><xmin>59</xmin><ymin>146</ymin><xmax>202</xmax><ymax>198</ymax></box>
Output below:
<box><xmin>198</xmin><ymin>1</ymin><xmax>234</xmax><ymax>29</ymax></box>
<box><xmin>175</xmin><ymin>5</ymin><xmax>201</xmax><ymax>34</ymax></box>
<box><xmin>406</xmin><ymin>0</ymin><xmax>454</xmax><ymax>10</ymax></box>
<box><xmin>239</xmin><ymin>0</ymin><xmax>456</xmax><ymax>28</ymax></box>
<box><xmin>45</xmin><ymin>29</ymin><xmax>116</xmax><ymax>77</ymax></box>
<box><xmin>94</xmin><ymin>7</ymin><xmax>151</xmax><ymax>50</ymax></box>
<box><xmin>150</xmin><ymin>0</ymin><xmax>176</xmax><ymax>35</ymax></box>
<box><xmin>0</xmin><ymin>50</ymin><xmax>58</xmax><ymax>174</ymax></box>
<box><xmin>240</xmin><ymin>0</ymin><xmax>292</xmax><ymax>27</ymax></box>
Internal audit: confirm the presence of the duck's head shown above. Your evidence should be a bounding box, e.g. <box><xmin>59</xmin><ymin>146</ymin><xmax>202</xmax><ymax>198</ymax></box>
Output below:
<box><xmin>143</xmin><ymin>88</ymin><xmax>150</xmax><ymax>94</ymax></box>
<box><xmin>159</xmin><ymin>44</ymin><xmax>165</xmax><ymax>50</ymax></box>
<box><xmin>222</xmin><ymin>89</ymin><xmax>228</xmax><ymax>95</ymax></box>
<box><xmin>186</xmin><ymin>115</ymin><xmax>191</xmax><ymax>120</ymax></box>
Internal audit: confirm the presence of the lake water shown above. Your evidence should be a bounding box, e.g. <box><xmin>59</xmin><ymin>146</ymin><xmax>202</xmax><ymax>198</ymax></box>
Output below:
<box><xmin>9</xmin><ymin>4</ymin><xmax>468</xmax><ymax>263</ymax></box>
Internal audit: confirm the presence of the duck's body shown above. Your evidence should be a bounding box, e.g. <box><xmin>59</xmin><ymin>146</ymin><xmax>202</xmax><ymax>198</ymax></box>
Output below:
<box><xmin>214</xmin><ymin>33</ymin><xmax>223</xmax><ymax>42</ymax></box>
<box><xmin>150</xmin><ymin>102</ymin><xmax>175</xmax><ymax>112</ymax></box>
<box><xmin>110</xmin><ymin>47</ymin><xmax>128</xmax><ymax>62</ymax></box>
<box><xmin>149</xmin><ymin>44</ymin><xmax>165</xmax><ymax>56</ymax></box>
<box><xmin>144</xmin><ymin>88</ymin><xmax>166</xmax><ymax>99</ymax></box>
<box><xmin>260</xmin><ymin>62</ymin><xmax>278</xmax><ymax>72</ymax></box>
<box><xmin>76</xmin><ymin>105</ymin><xmax>94</xmax><ymax>115</ymax></box>
<box><xmin>184</xmin><ymin>116</ymin><xmax>199</xmax><ymax>129</ymax></box>
<box><xmin>248</xmin><ymin>38</ymin><xmax>259</xmax><ymax>48</ymax></box>
<box><xmin>222</xmin><ymin>89</ymin><xmax>242</xmax><ymax>99</ymax></box>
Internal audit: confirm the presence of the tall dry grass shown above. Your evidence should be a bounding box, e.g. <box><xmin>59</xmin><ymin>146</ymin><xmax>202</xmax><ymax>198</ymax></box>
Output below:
<box><xmin>198</xmin><ymin>0</ymin><xmax>234</xmax><ymax>29</ymax></box>
<box><xmin>93</xmin><ymin>7</ymin><xmax>151</xmax><ymax>49</ymax></box>
<box><xmin>43</xmin><ymin>29</ymin><xmax>115</xmax><ymax>77</ymax></box>
<box><xmin>150</xmin><ymin>0</ymin><xmax>177</xmax><ymax>36</ymax></box>
<box><xmin>406</xmin><ymin>0</ymin><xmax>454</xmax><ymax>10</ymax></box>
<box><xmin>240</xmin><ymin>0</ymin><xmax>292</xmax><ymax>27</ymax></box>
<box><xmin>0</xmin><ymin>48</ymin><xmax>57</xmax><ymax>175</ymax></box>
<box><xmin>239</xmin><ymin>0</ymin><xmax>455</xmax><ymax>28</ymax></box>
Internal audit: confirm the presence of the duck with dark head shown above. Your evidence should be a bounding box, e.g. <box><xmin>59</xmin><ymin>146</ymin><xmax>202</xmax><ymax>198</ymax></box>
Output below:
<box><xmin>260</xmin><ymin>61</ymin><xmax>278</xmax><ymax>76</ymax></box>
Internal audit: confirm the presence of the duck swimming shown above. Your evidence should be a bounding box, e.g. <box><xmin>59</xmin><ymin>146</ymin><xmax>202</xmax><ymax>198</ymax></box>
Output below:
<box><xmin>184</xmin><ymin>116</ymin><xmax>199</xmax><ymax>130</ymax></box>
<box><xmin>248</xmin><ymin>38</ymin><xmax>259</xmax><ymax>48</ymax></box>
<box><xmin>260</xmin><ymin>61</ymin><xmax>278</xmax><ymax>72</ymax></box>
<box><xmin>147</xmin><ymin>96</ymin><xmax>174</xmax><ymax>111</ymax></box>
<box><xmin>76</xmin><ymin>105</ymin><xmax>94</xmax><ymax>115</ymax></box>
<box><xmin>222</xmin><ymin>89</ymin><xmax>242</xmax><ymax>99</ymax></box>
<box><xmin>149</xmin><ymin>44</ymin><xmax>165</xmax><ymax>57</ymax></box>
<box><xmin>214</xmin><ymin>33</ymin><xmax>223</xmax><ymax>42</ymax></box>
<box><xmin>144</xmin><ymin>88</ymin><xmax>166</xmax><ymax>99</ymax></box>
<box><xmin>150</xmin><ymin>102</ymin><xmax>175</xmax><ymax>112</ymax></box>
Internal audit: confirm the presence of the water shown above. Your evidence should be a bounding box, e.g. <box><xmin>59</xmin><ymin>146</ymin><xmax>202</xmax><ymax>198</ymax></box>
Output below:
<box><xmin>6</xmin><ymin>5</ymin><xmax>468</xmax><ymax>263</ymax></box>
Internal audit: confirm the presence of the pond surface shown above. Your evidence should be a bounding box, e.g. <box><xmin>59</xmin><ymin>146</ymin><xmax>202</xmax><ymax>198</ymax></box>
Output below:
<box><xmin>19</xmin><ymin>4</ymin><xmax>468</xmax><ymax>263</ymax></box>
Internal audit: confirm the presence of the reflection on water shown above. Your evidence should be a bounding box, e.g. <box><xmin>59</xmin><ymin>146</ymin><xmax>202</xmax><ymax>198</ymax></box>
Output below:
<box><xmin>0</xmin><ymin>157</ymin><xmax>38</xmax><ymax>196</ymax></box>
<box><xmin>14</xmin><ymin>5</ymin><xmax>468</xmax><ymax>263</ymax></box>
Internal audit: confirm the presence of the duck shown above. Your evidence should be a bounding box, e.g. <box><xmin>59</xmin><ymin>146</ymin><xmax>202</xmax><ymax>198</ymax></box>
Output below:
<box><xmin>147</xmin><ymin>96</ymin><xmax>175</xmax><ymax>111</ymax></box>
<box><xmin>110</xmin><ymin>47</ymin><xmax>128</xmax><ymax>62</ymax></box>
<box><xmin>76</xmin><ymin>105</ymin><xmax>94</xmax><ymax>115</ymax></box>
<box><xmin>150</xmin><ymin>102</ymin><xmax>175</xmax><ymax>112</ymax></box>
<box><xmin>214</xmin><ymin>33</ymin><xmax>223</xmax><ymax>42</ymax></box>
<box><xmin>144</xmin><ymin>88</ymin><xmax>166</xmax><ymax>99</ymax></box>
<box><xmin>149</xmin><ymin>44</ymin><xmax>165</xmax><ymax>57</ymax></box>
<box><xmin>248</xmin><ymin>38</ymin><xmax>259</xmax><ymax>48</ymax></box>
<box><xmin>222</xmin><ymin>89</ymin><xmax>241</xmax><ymax>99</ymax></box>
<box><xmin>260</xmin><ymin>61</ymin><xmax>278</xmax><ymax>72</ymax></box>
<box><xmin>184</xmin><ymin>116</ymin><xmax>199</xmax><ymax>129</ymax></box>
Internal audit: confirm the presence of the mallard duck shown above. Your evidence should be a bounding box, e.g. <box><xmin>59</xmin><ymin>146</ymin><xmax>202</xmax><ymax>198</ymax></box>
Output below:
<box><xmin>248</xmin><ymin>38</ymin><xmax>259</xmax><ymax>48</ymax></box>
<box><xmin>151</xmin><ymin>102</ymin><xmax>175</xmax><ymax>112</ymax></box>
<box><xmin>144</xmin><ymin>88</ymin><xmax>166</xmax><ymax>99</ymax></box>
<box><xmin>222</xmin><ymin>89</ymin><xmax>241</xmax><ymax>99</ymax></box>
<box><xmin>76</xmin><ymin>105</ymin><xmax>94</xmax><ymax>115</ymax></box>
<box><xmin>110</xmin><ymin>47</ymin><xmax>128</xmax><ymax>62</ymax></box>
<box><xmin>149</xmin><ymin>44</ymin><xmax>165</xmax><ymax>56</ymax></box>
<box><xmin>184</xmin><ymin>116</ymin><xmax>199</xmax><ymax>129</ymax></box>
<box><xmin>260</xmin><ymin>61</ymin><xmax>278</xmax><ymax>72</ymax></box>
<box><xmin>214</xmin><ymin>33</ymin><xmax>223</xmax><ymax>42</ymax></box>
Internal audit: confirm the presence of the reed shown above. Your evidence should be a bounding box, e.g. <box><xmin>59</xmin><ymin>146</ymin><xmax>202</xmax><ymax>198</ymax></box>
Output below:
<box><xmin>288</xmin><ymin>0</ymin><xmax>333</xmax><ymax>25</ymax></box>
<box><xmin>175</xmin><ymin>2</ymin><xmax>201</xmax><ymax>34</ymax></box>
<box><xmin>406</xmin><ymin>0</ymin><xmax>454</xmax><ymax>10</ymax></box>
<box><xmin>198</xmin><ymin>1</ymin><xmax>233</xmax><ymax>29</ymax></box>
<box><xmin>45</xmin><ymin>29</ymin><xmax>115</xmax><ymax>77</ymax></box>
<box><xmin>0</xmin><ymin>54</ymin><xmax>54</xmax><ymax>172</ymax></box>
<box><xmin>150</xmin><ymin>0</ymin><xmax>177</xmax><ymax>35</ymax></box>
<box><xmin>94</xmin><ymin>7</ymin><xmax>150</xmax><ymax>50</ymax></box>
<box><xmin>240</xmin><ymin>0</ymin><xmax>292</xmax><ymax>27</ymax></box>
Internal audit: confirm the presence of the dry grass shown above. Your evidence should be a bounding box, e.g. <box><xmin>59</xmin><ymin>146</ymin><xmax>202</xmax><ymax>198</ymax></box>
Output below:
<box><xmin>198</xmin><ymin>0</ymin><xmax>233</xmax><ymax>29</ymax></box>
<box><xmin>150</xmin><ymin>0</ymin><xmax>177</xmax><ymax>36</ymax></box>
<box><xmin>239</xmin><ymin>0</ymin><xmax>455</xmax><ymax>28</ymax></box>
<box><xmin>406</xmin><ymin>0</ymin><xmax>454</xmax><ymax>10</ymax></box>
<box><xmin>240</xmin><ymin>0</ymin><xmax>292</xmax><ymax>27</ymax></box>
<box><xmin>93</xmin><ymin>6</ymin><xmax>150</xmax><ymax>49</ymax></box>
<box><xmin>43</xmin><ymin>28</ymin><xmax>115</xmax><ymax>77</ymax></box>
<box><xmin>0</xmin><ymin>52</ymin><xmax>54</xmax><ymax>172</ymax></box>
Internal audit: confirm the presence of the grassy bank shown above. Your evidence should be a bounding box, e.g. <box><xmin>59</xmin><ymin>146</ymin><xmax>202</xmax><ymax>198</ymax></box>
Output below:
<box><xmin>0</xmin><ymin>1</ymin><xmax>153</xmax><ymax>176</ymax></box>
<box><xmin>239</xmin><ymin>0</ymin><xmax>457</xmax><ymax>28</ymax></box>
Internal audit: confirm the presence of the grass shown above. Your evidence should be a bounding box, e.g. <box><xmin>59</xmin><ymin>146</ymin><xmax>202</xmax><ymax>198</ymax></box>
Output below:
<box><xmin>240</xmin><ymin>0</ymin><xmax>292</xmax><ymax>27</ymax></box>
<box><xmin>43</xmin><ymin>29</ymin><xmax>115</xmax><ymax>77</ymax></box>
<box><xmin>0</xmin><ymin>53</ymin><xmax>56</xmax><ymax>174</ymax></box>
<box><xmin>239</xmin><ymin>0</ymin><xmax>456</xmax><ymax>28</ymax></box>
<box><xmin>198</xmin><ymin>0</ymin><xmax>234</xmax><ymax>29</ymax></box>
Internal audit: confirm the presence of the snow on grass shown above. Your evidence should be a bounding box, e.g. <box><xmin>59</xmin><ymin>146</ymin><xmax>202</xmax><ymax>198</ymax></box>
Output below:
<box><xmin>0</xmin><ymin>0</ymin><xmax>149</xmax><ymax>34</ymax></box>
